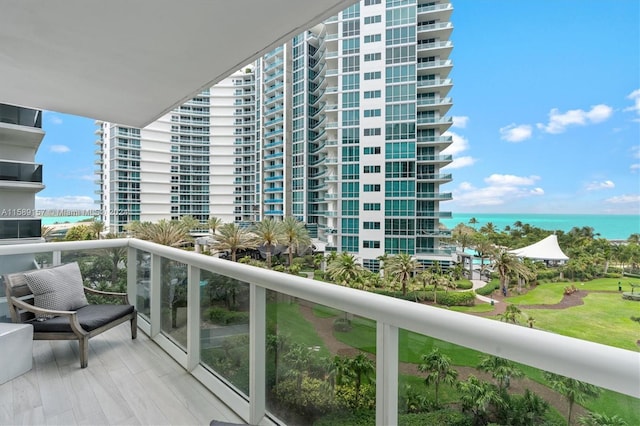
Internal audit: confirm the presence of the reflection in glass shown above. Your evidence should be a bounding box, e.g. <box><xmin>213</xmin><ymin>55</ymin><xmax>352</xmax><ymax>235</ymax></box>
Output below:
<box><xmin>160</xmin><ymin>258</ymin><xmax>188</xmax><ymax>348</ymax></box>
<box><xmin>200</xmin><ymin>270</ymin><xmax>250</xmax><ymax>395</ymax></box>
<box><xmin>135</xmin><ymin>250</ymin><xmax>151</xmax><ymax>318</ymax></box>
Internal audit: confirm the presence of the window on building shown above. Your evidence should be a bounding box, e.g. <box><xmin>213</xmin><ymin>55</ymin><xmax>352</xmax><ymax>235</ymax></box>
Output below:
<box><xmin>364</xmin><ymin>15</ymin><xmax>382</xmax><ymax>24</ymax></box>
<box><xmin>342</xmin><ymin>73</ymin><xmax>360</xmax><ymax>90</ymax></box>
<box><xmin>363</xmin><ymin>240</ymin><xmax>381</xmax><ymax>249</ymax></box>
<box><xmin>364</xmin><ymin>184</ymin><xmax>381</xmax><ymax>192</ymax></box>
<box><xmin>364</xmin><ymin>71</ymin><xmax>382</xmax><ymax>80</ymax></box>
<box><xmin>364</xmin><ymin>128</ymin><xmax>382</xmax><ymax>136</ymax></box>
<box><xmin>364</xmin><ymin>34</ymin><xmax>382</xmax><ymax>43</ymax></box>
<box><xmin>364</xmin><ymin>146</ymin><xmax>382</xmax><ymax>155</ymax></box>
<box><xmin>364</xmin><ymin>109</ymin><xmax>381</xmax><ymax>117</ymax></box>
<box><xmin>363</xmin><ymin>221</ymin><xmax>381</xmax><ymax>230</ymax></box>
<box><xmin>364</xmin><ymin>165</ymin><xmax>381</xmax><ymax>173</ymax></box>
<box><xmin>364</xmin><ymin>53</ymin><xmax>382</xmax><ymax>62</ymax></box>
<box><xmin>364</xmin><ymin>90</ymin><xmax>382</xmax><ymax>99</ymax></box>
<box><xmin>364</xmin><ymin>203</ymin><xmax>381</xmax><ymax>211</ymax></box>
<box><xmin>342</xmin><ymin>92</ymin><xmax>360</xmax><ymax>108</ymax></box>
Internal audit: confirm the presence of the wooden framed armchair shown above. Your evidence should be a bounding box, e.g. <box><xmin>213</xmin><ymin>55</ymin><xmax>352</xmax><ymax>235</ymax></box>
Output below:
<box><xmin>3</xmin><ymin>262</ymin><xmax>137</xmax><ymax>368</ymax></box>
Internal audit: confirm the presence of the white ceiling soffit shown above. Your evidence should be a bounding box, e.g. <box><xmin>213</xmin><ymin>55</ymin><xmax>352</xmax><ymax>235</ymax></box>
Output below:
<box><xmin>0</xmin><ymin>0</ymin><xmax>356</xmax><ymax>127</ymax></box>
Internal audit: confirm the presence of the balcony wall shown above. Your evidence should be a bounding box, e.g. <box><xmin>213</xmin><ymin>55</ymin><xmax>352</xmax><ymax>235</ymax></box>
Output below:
<box><xmin>0</xmin><ymin>239</ymin><xmax>638</xmax><ymax>425</ymax></box>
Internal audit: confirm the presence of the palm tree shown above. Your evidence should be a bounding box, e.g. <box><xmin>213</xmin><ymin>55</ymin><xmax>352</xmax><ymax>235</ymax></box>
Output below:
<box><xmin>544</xmin><ymin>372</ymin><xmax>601</xmax><ymax>426</ymax></box>
<box><xmin>41</xmin><ymin>225</ymin><xmax>54</xmax><ymax>241</ymax></box>
<box><xmin>458</xmin><ymin>375</ymin><xmax>504</xmax><ymax>425</ymax></box>
<box><xmin>208</xmin><ymin>216</ymin><xmax>223</xmax><ymax>235</ymax></box>
<box><xmin>179</xmin><ymin>215</ymin><xmax>201</xmax><ymax>233</ymax></box>
<box><xmin>579</xmin><ymin>412</ymin><xmax>628</xmax><ymax>426</ymax></box>
<box><xmin>469</xmin><ymin>217</ymin><xmax>479</xmax><ymax>227</ymax></box>
<box><xmin>281</xmin><ymin>217</ymin><xmax>311</xmax><ymax>267</ymax></box>
<box><xmin>344</xmin><ymin>353</ymin><xmax>375</xmax><ymax>404</ymax></box>
<box><xmin>252</xmin><ymin>218</ymin><xmax>285</xmax><ymax>268</ymax></box>
<box><xmin>326</xmin><ymin>252</ymin><xmax>365</xmax><ymax>286</ymax></box>
<box><xmin>384</xmin><ymin>253</ymin><xmax>419</xmax><ymax>296</ymax></box>
<box><xmin>491</xmin><ymin>248</ymin><xmax>534</xmax><ymax>296</ymax></box>
<box><xmin>476</xmin><ymin>355</ymin><xmax>524</xmax><ymax>392</ymax></box>
<box><xmin>128</xmin><ymin>219</ymin><xmax>192</xmax><ymax>247</ymax></box>
<box><xmin>212</xmin><ymin>222</ymin><xmax>256</xmax><ymax>262</ymax></box>
<box><xmin>418</xmin><ymin>348</ymin><xmax>458</xmax><ymax>407</ymax></box>
<box><xmin>498</xmin><ymin>304</ymin><xmax>523</xmax><ymax>324</ymax></box>
<box><xmin>90</xmin><ymin>219</ymin><xmax>104</xmax><ymax>239</ymax></box>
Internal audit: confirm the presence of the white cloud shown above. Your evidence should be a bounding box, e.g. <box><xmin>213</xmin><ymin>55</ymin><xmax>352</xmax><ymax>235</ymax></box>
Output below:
<box><xmin>499</xmin><ymin>124</ymin><xmax>533</xmax><ymax>142</ymax></box>
<box><xmin>36</xmin><ymin>195</ymin><xmax>96</xmax><ymax>211</ymax></box>
<box><xmin>605</xmin><ymin>194</ymin><xmax>640</xmax><ymax>205</ymax></box>
<box><xmin>441</xmin><ymin>131</ymin><xmax>469</xmax><ymax>155</ymax></box>
<box><xmin>50</xmin><ymin>144</ymin><xmax>70</xmax><ymax>153</ymax></box>
<box><xmin>444</xmin><ymin>156</ymin><xmax>475</xmax><ymax>169</ymax></box>
<box><xmin>585</xmin><ymin>180</ymin><xmax>615</xmax><ymax>191</ymax></box>
<box><xmin>43</xmin><ymin>111</ymin><xmax>63</xmax><ymax>125</ymax></box>
<box><xmin>80</xmin><ymin>175</ymin><xmax>96</xmax><ymax>181</ymax></box>
<box><xmin>484</xmin><ymin>174</ymin><xmax>540</xmax><ymax>186</ymax></box>
<box><xmin>537</xmin><ymin>104</ymin><xmax>613</xmax><ymax>134</ymax></box>
<box><xmin>451</xmin><ymin>116</ymin><xmax>469</xmax><ymax>128</ymax></box>
<box><xmin>631</xmin><ymin>163</ymin><xmax>640</xmax><ymax>172</ymax></box>
<box><xmin>452</xmin><ymin>174</ymin><xmax>543</xmax><ymax>207</ymax></box>
<box><xmin>624</xmin><ymin>89</ymin><xmax>640</xmax><ymax>116</ymax></box>
<box><xmin>631</xmin><ymin>146</ymin><xmax>640</xmax><ymax>159</ymax></box>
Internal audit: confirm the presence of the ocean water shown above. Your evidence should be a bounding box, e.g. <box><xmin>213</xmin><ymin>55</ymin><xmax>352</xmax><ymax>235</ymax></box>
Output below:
<box><xmin>441</xmin><ymin>213</ymin><xmax>640</xmax><ymax>240</ymax></box>
<box><xmin>41</xmin><ymin>216</ymin><xmax>94</xmax><ymax>225</ymax></box>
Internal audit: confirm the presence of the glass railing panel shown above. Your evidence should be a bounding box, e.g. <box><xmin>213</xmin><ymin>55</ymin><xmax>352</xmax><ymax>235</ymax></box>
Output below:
<box><xmin>135</xmin><ymin>249</ymin><xmax>151</xmax><ymax>319</ymax></box>
<box><xmin>391</xmin><ymin>324</ymin><xmax>640</xmax><ymax>426</ymax></box>
<box><xmin>160</xmin><ymin>258</ymin><xmax>188</xmax><ymax>349</ymax></box>
<box><xmin>199</xmin><ymin>270</ymin><xmax>250</xmax><ymax>396</ymax></box>
<box><xmin>265</xmin><ymin>292</ymin><xmax>377</xmax><ymax>425</ymax></box>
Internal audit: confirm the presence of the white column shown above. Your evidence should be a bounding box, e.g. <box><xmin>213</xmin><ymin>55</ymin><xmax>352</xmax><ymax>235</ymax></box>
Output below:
<box><xmin>376</xmin><ymin>322</ymin><xmax>398</xmax><ymax>426</ymax></box>
<box><xmin>249</xmin><ymin>284</ymin><xmax>266</xmax><ymax>425</ymax></box>
<box><xmin>186</xmin><ymin>265</ymin><xmax>201</xmax><ymax>371</ymax></box>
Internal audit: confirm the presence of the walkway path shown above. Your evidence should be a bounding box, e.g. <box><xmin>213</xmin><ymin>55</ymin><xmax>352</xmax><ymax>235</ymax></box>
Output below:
<box><xmin>471</xmin><ymin>279</ymin><xmax>498</xmax><ymax>304</ymax></box>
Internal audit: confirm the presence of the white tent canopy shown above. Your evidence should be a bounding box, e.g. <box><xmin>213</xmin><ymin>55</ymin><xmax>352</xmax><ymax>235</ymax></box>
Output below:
<box><xmin>509</xmin><ymin>234</ymin><xmax>569</xmax><ymax>261</ymax></box>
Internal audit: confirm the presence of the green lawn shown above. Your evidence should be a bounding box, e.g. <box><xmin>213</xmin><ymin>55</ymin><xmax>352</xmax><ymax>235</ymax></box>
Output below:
<box><xmin>521</xmin><ymin>292</ymin><xmax>640</xmax><ymax>351</ymax></box>
<box><xmin>266</xmin><ymin>302</ymin><xmax>330</xmax><ymax>357</ymax></box>
<box><xmin>447</xmin><ymin>303</ymin><xmax>496</xmax><ymax>313</ymax></box>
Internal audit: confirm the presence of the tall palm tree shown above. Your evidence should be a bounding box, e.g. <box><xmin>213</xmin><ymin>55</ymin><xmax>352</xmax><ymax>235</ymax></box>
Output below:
<box><xmin>90</xmin><ymin>220</ymin><xmax>104</xmax><ymax>239</ymax></box>
<box><xmin>418</xmin><ymin>348</ymin><xmax>458</xmax><ymax>407</ymax></box>
<box><xmin>544</xmin><ymin>372</ymin><xmax>601</xmax><ymax>426</ymax></box>
<box><xmin>385</xmin><ymin>253</ymin><xmax>419</xmax><ymax>296</ymax></box>
<box><xmin>476</xmin><ymin>355</ymin><xmax>524</xmax><ymax>392</ymax></box>
<box><xmin>281</xmin><ymin>217</ymin><xmax>311</xmax><ymax>267</ymax></box>
<box><xmin>326</xmin><ymin>252</ymin><xmax>365</xmax><ymax>287</ymax></box>
<box><xmin>458</xmin><ymin>375</ymin><xmax>504</xmax><ymax>424</ymax></box>
<box><xmin>212</xmin><ymin>222</ymin><xmax>256</xmax><ymax>262</ymax></box>
<box><xmin>208</xmin><ymin>216</ymin><xmax>223</xmax><ymax>235</ymax></box>
<box><xmin>252</xmin><ymin>218</ymin><xmax>285</xmax><ymax>268</ymax></box>
<box><xmin>491</xmin><ymin>248</ymin><xmax>534</xmax><ymax>296</ymax></box>
<box><xmin>129</xmin><ymin>219</ymin><xmax>192</xmax><ymax>247</ymax></box>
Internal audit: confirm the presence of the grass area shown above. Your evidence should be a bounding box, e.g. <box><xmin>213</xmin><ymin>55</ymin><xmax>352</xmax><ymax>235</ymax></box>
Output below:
<box><xmin>266</xmin><ymin>301</ymin><xmax>330</xmax><ymax>357</ymax></box>
<box><xmin>505</xmin><ymin>282</ymin><xmax>566</xmax><ymax>305</ymax></box>
<box><xmin>521</xmin><ymin>292</ymin><xmax>640</xmax><ymax>351</ymax></box>
<box><xmin>447</xmin><ymin>303</ymin><xmax>496</xmax><ymax>313</ymax></box>
<box><xmin>312</xmin><ymin>304</ymin><xmax>343</xmax><ymax>318</ymax></box>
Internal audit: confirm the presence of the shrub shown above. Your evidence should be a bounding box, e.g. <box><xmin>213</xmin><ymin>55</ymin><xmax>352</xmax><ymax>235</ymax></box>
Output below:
<box><xmin>335</xmin><ymin>383</ymin><xmax>376</xmax><ymax>410</ymax></box>
<box><xmin>333</xmin><ymin>317</ymin><xmax>352</xmax><ymax>332</ymax></box>
<box><xmin>436</xmin><ymin>291</ymin><xmax>476</xmax><ymax>306</ymax></box>
<box><xmin>456</xmin><ymin>280</ymin><xmax>474</xmax><ymax>290</ymax></box>
<box><xmin>476</xmin><ymin>281</ymin><xmax>500</xmax><ymax>296</ymax></box>
<box><xmin>207</xmin><ymin>307</ymin><xmax>249</xmax><ymax>325</ymax></box>
<box><xmin>399</xmin><ymin>410</ymin><xmax>473</xmax><ymax>426</ymax></box>
<box><xmin>275</xmin><ymin>377</ymin><xmax>337</xmax><ymax>418</ymax></box>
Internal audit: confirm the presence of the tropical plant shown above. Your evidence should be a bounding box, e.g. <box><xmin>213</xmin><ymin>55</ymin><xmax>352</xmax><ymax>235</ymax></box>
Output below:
<box><xmin>252</xmin><ymin>218</ymin><xmax>285</xmax><ymax>268</ymax></box>
<box><xmin>457</xmin><ymin>375</ymin><xmax>504</xmax><ymax>425</ymax></box>
<box><xmin>418</xmin><ymin>348</ymin><xmax>458</xmax><ymax>407</ymax></box>
<box><xmin>212</xmin><ymin>222</ymin><xmax>256</xmax><ymax>262</ymax></box>
<box><xmin>326</xmin><ymin>252</ymin><xmax>365</xmax><ymax>287</ymax></box>
<box><xmin>476</xmin><ymin>355</ymin><xmax>524</xmax><ymax>392</ymax></box>
<box><xmin>127</xmin><ymin>219</ymin><xmax>192</xmax><ymax>247</ymax></box>
<box><xmin>207</xmin><ymin>216</ymin><xmax>223</xmax><ymax>235</ymax></box>
<box><xmin>578</xmin><ymin>412</ymin><xmax>628</xmax><ymax>426</ymax></box>
<box><xmin>498</xmin><ymin>304</ymin><xmax>523</xmax><ymax>324</ymax></box>
<box><xmin>64</xmin><ymin>224</ymin><xmax>95</xmax><ymax>241</ymax></box>
<box><xmin>384</xmin><ymin>253</ymin><xmax>419</xmax><ymax>296</ymax></box>
<box><xmin>281</xmin><ymin>216</ymin><xmax>311</xmax><ymax>267</ymax></box>
<box><xmin>491</xmin><ymin>248</ymin><xmax>535</xmax><ymax>296</ymax></box>
<box><xmin>89</xmin><ymin>219</ymin><xmax>104</xmax><ymax>239</ymax></box>
<box><xmin>543</xmin><ymin>372</ymin><xmax>601</xmax><ymax>426</ymax></box>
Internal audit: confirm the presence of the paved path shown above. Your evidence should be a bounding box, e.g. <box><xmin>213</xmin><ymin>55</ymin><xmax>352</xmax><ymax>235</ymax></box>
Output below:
<box><xmin>471</xmin><ymin>279</ymin><xmax>499</xmax><ymax>304</ymax></box>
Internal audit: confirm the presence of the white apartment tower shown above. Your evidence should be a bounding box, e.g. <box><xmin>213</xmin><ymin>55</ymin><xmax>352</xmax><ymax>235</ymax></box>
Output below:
<box><xmin>96</xmin><ymin>70</ymin><xmax>257</xmax><ymax>232</ymax></box>
<box><xmin>97</xmin><ymin>0</ymin><xmax>454</xmax><ymax>268</ymax></box>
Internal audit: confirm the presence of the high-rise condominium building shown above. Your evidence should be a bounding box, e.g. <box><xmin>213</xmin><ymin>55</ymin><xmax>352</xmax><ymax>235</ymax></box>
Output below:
<box><xmin>97</xmin><ymin>0</ymin><xmax>454</xmax><ymax>268</ymax></box>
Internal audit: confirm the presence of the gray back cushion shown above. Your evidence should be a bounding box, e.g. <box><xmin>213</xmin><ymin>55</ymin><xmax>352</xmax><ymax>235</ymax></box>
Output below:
<box><xmin>24</xmin><ymin>262</ymin><xmax>89</xmax><ymax>318</ymax></box>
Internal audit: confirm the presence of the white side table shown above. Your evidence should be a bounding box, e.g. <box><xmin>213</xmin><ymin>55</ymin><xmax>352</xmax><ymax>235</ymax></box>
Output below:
<box><xmin>0</xmin><ymin>323</ymin><xmax>33</xmax><ymax>384</ymax></box>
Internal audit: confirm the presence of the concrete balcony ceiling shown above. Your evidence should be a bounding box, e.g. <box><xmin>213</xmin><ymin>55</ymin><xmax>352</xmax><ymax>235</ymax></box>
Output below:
<box><xmin>0</xmin><ymin>0</ymin><xmax>356</xmax><ymax>127</ymax></box>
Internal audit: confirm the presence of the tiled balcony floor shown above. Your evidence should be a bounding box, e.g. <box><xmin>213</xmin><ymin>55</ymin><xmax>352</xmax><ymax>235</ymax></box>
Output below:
<box><xmin>0</xmin><ymin>322</ymin><xmax>246</xmax><ymax>425</ymax></box>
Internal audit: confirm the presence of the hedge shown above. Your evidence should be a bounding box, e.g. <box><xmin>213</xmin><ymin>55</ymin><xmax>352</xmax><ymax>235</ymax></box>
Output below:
<box><xmin>475</xmin><ymin>281</ymin><xmax>500</xmax><ymax>296</ymax></box>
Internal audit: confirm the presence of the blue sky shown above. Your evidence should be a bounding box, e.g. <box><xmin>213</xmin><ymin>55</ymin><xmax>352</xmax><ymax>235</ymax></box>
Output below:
<box><xmin>36</xmin><ymin>0</ymin><xmax>640</xmax><ymax>215</ymax></box>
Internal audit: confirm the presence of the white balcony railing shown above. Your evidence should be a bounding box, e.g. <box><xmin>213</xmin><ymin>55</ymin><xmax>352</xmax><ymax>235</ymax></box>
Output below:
<box><xmin>0</xmin><ymin>239</ymin><xmax>638</xmax><ymax>426</ymax></box>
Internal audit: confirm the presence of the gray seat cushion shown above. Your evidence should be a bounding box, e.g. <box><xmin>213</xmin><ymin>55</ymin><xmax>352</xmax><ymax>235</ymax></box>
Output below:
<box><xmin>30</xmin><ymin>304</ymin><xmax>134</xmax><ymax>333</ymax></box>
